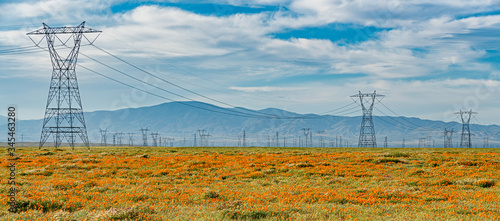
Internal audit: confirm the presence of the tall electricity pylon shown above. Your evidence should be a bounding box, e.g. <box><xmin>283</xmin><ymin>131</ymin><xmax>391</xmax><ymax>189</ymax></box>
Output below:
<box><xmin>140</xmin><ymin>128</ymin><xmax>149</xmax><ymax>146</ymax></box>
<box><xmin>151</xmin><ymin>132</ymin><xmax>159</xmax><ymax>147</ymax></box>
<box><xmin>302</xmin><ymin>128</ymin><xmax>310</xmax><ymax>147</ymax></box>
<box><xmin>28</xmin><ymin>22</ymin><xmax>100</xmax><ymax>150</ymax></box>
<box><xmin>243</xmin><ymin>130</ymin><xmax>247</xmax><ymax>147</ymax></box>
<box><xmin>351</xmin><ymin>91</ymin><xmax>384</xmax><ymax>147</ymax></box>
<box><xmin>99</xmin><ymin>129</ymin><xmax>108</xmax><ymax>146</ymax></box>
<box><xmin>444</xmin><ymin>128</ymin><xmax>454</xmax><ymax>148</ymax></box>
<box><xmin>128</xmin><ymin>133</ymin><xmax>134</xmax><ymax>146</ymax></box>
<box><xmin>455</xmin><ymin>110</ymin><xmax>477</xmax><ymax>148</ymax></box>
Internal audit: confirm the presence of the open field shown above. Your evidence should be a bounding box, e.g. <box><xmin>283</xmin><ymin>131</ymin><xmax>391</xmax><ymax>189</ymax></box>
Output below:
<box><xmin>1</xmin><ymin>146</ymin><xmax>499</xmax><ymax>220</ymax></box>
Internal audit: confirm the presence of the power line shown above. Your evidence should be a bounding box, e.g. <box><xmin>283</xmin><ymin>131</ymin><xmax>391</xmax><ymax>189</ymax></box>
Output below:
<box><xmin>91</xmin><ymin>44</ymin><xmax>284</xmax><ymax>119</ymax></box>
<box><xmin>101</xmin><ymin>32</ymin><xmax>296</xmax><ymax>104</ymax></box>
<box><xmin>89</xmin><ymin>44</ymin><xmax>361</xmax><ymax>119</ymax></box>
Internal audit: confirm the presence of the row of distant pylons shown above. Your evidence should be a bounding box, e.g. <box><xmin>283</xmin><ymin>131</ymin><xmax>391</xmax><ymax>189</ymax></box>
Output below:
<box><xmin>352</xmin><ymin>91</ymin><xmax>477</xmax><ymax>148</ymax></box>
<box><xmin>28</xmin><ymin>22</ymin><xmax>480</xmax><ymax>150</ymax></box>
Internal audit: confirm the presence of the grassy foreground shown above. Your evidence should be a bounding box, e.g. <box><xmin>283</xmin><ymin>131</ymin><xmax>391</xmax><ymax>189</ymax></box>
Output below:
<box><xmin>1</xmin><ymin>146</ymin><xmax>499</xmax><ymax>220</ymax></box>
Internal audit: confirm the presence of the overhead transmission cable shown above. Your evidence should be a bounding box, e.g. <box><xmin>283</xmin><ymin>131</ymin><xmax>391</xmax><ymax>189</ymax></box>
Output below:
<box><xmin>78</xmin><ymin>64</ymin><xmax>266</xmax><ymax>118</ymax></box>
<box><xmin>88</xmin><ymin>44</ymin><xmax>360</xmax><ymax>119</ymax></box>
<box><xmin>101</xmin><ymin>32</ymin><xmax>293</xmax><ymax>103</ymax></box>
<box><xmin>21</xmin><ymin>43</ymin><xmax>362</xmax><ymax>119</ymax></box>
<box><xmin>89</xmin><ymin>44</ymin><xmax>287</xmax><ymax>119</ymax></box>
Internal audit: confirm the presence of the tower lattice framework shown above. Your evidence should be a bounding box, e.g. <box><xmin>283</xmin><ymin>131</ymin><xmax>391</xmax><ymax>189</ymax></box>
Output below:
<box><xmin>27</xmin><ymin>22</ymin><xmax>101</xmax><ymax>149</ymax></box>
<box><xmin>455</xmin><ymin>110</ymin><xmax>477</xmax><ymax>148</ymax></box>
<box><xmin>444</xmin><ymin>128</ymin><xmax>454</xmax><ymax>148</ymax></box>
<box><xmin>351</xmin><ymin>91</ymin><xmax>384</xmax><ymax>147</ymax></box>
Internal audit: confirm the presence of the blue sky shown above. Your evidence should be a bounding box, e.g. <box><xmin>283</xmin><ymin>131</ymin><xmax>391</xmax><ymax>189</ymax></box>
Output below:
<box><xmin>1</xmin><ymin>0</ymin><xmax>500</xmax><ymax>124</ymax></box>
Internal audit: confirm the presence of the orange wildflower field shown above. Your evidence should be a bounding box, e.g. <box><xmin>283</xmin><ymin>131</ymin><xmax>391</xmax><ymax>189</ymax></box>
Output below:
<box><xmin>1</xmin><ymin>146</ymin><xmax>499</xmax><ymax>220</ymax></box>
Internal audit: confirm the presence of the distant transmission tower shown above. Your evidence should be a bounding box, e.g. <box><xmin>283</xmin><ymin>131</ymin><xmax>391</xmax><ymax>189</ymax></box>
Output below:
<box><xmin>117</xmin><ymin>132</ymin><xmax>124</xmax><ymax>146</ymax></box>
<box><xmin>140</xmin><ymin>128</ymin><xmax>149</xmax><ymax>146</ymax></box>
<box><xmin>194</xmin><ymin>133</ymin><xmax>197</xmax><ymax>147</ymax></box>
<box><xmin>99</xmin><ymin>129</ymin><xmax>108</xmax><ymax>146</ymax></box>
<box><xmin>112</xmin><ymin>133</ymin><xmax>117</xmax><ymax>146</ymax></box>
<box><xmin>243</xmin><ymin>130</ymin><xmax>247</xmax><ymax>147</ymax></box>
<box><xmin>444</xmin><ymin>128</ymin><xmax>454</xmax><ymax>148</ymax></box>
<box><xmin>151</xmin><ymin>132</ymin><xmax>159</xmax><ymax>147</ymax></box>
<box><xmin>455</xmin><ymin>110</ymin><xmax>477</xmax><ymax>148</ymax></box>
<box><xmin>198</xmin><ymin>130</ymin><xmax>210</xmax><ymax>146</ymax></box>
<box><xmin>317</xmin><ymin>131</ymin><xmax>325</xmax><ymax>147</ymax></box>
<box><xmin>384</xmin><ymin>136</ymin><xmax>388</xmax><ymax>148</ymax></box>
<box><xmin>483</xmin><ymin>137</ymin><xmax>489</xmax><ymax>148</ymax></box>
<box><xmin>128</xmin><ymin>133</ymin><xmax>134</xmax><ymax>146</ymax></box>
<box><xmin>351</xmin><ymin>91</ymin><xmax>384</xmax><ymax>147</ymax></box>
<box><xmin>419</xmin><ymin>138</ymin><xmax>426</xmax><ymax>148</ymax></box>
<box><xmin>28</xmin><ymin>22</ymin><xmax>101</xmax><ymax>149</ymax></box>
<box><xmin>302</xmin><ymin>128</ymin><xmax>310</xmax><ymax>147</ymax></box>
<box><xmin>275</xmin><ymin>131</ymin><xmax>279</xmax><ymax>147</ymax></box>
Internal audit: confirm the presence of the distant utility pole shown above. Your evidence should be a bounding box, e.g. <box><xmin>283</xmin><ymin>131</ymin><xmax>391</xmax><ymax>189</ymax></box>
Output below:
<box><xmin>351</xmin><ymin>91</ymin><xmax>384</xmax><ymax>147</ymax></box>
<box><xmin>283</xmin><ymin>137</ymin><xmax>286</xmax><ymax>147</ymax></box>
<box><xmin>99</xmin><ymin>129</ymin><xmax>108</xmax><ymax>146</ymax></box>
<box><xmin>384</xmin><ymin>136</ymin><xmax>388</xmax><ymax>148</ymax></box>
<box><xmin>455</xmin><ymin>110</ymin><xmax>477</xmax><ymax>148</ymax></box>
<box><xmin>302</xmin><ymin>128</ymin><xmax>310</xmax><ymax>147</ymax></box>
<box><xmin>267</xmin><ymin>135</ymin><xmax>271</xmax><ymax>147</ymax></box>
<box><xmin>140</xmin><ymin>128</ymin><xmax>149</xmax><ymax>146</ymax></box>
<box><xmin>402</xmin><ymin>138</ymin><xmax>405</xmax><ymax>148</ymax></box>
<box><xmin>444</xmin><ymin>128</ymin><xmax>454</xmax><ymax>148</ymax></box>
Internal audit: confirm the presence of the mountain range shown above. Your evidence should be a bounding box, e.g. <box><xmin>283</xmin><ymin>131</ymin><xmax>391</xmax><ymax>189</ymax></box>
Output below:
<box><xmin>1</xmin><ymin>101</ymin><xmax>499</xmax><ymax>147</ymax></box>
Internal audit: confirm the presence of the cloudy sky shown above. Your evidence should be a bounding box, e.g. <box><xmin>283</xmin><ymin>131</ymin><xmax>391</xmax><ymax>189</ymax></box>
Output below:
<box><xmin>1</xmin><ymin>0</ymin><xmax>500</xmax><ymax>124</ymax></box>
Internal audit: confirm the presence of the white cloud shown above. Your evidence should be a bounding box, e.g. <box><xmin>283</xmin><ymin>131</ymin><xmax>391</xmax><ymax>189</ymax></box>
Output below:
<box><xmin>1</xmin><ymin>0</ymin><xmax>500</xmax><ymax>123</ymax></box>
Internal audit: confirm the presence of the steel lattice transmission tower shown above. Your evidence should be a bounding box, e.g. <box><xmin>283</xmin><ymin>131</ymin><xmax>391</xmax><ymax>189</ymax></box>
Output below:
<box><xmin>141</xmin><ymin>128</ymin><xmax>149</xmax><ymax>146</ymax></box>
<box><xmin>444</xmin><ymin>128</ymin><xmax>454</xmax><ymax>148</ymax></box>
<box><xmin>351</xmin><ymin>91</ymin><xmax>384</xmax><ymax>147</ymax></box>
<box><xmin>27</xmin><ymin>22</ymin><xmax>100</xmax><ymax>149</ymax></box>
<box><xmin>99</xmin><ymin>129</ymin><xmax>108</xmax><ymax>146</ymax></box>
<box><xmin>455</xmin><ymin>110</ymin><xmax>477</xmax><ymax>148</ymax></box>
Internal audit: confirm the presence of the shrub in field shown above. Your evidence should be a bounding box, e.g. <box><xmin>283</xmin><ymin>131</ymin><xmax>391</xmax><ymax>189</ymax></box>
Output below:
<box><xmin>474</xmin><ymin>179</ymin><xmax>496</xmax><ymax>188</ymax></box>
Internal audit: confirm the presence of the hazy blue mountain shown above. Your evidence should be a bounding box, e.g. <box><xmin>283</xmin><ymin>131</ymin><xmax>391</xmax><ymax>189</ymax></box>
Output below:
<box><xmin>1</xmin><ymin>101</ymin><xmax>499</xmax><ymax>147</ymax></box>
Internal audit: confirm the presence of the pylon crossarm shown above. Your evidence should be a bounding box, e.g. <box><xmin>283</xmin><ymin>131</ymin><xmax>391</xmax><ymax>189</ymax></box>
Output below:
<box><xmin>26</xmin><ymin>25</ymin><xmax>101</xmax><ymax>35</ymax></box>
